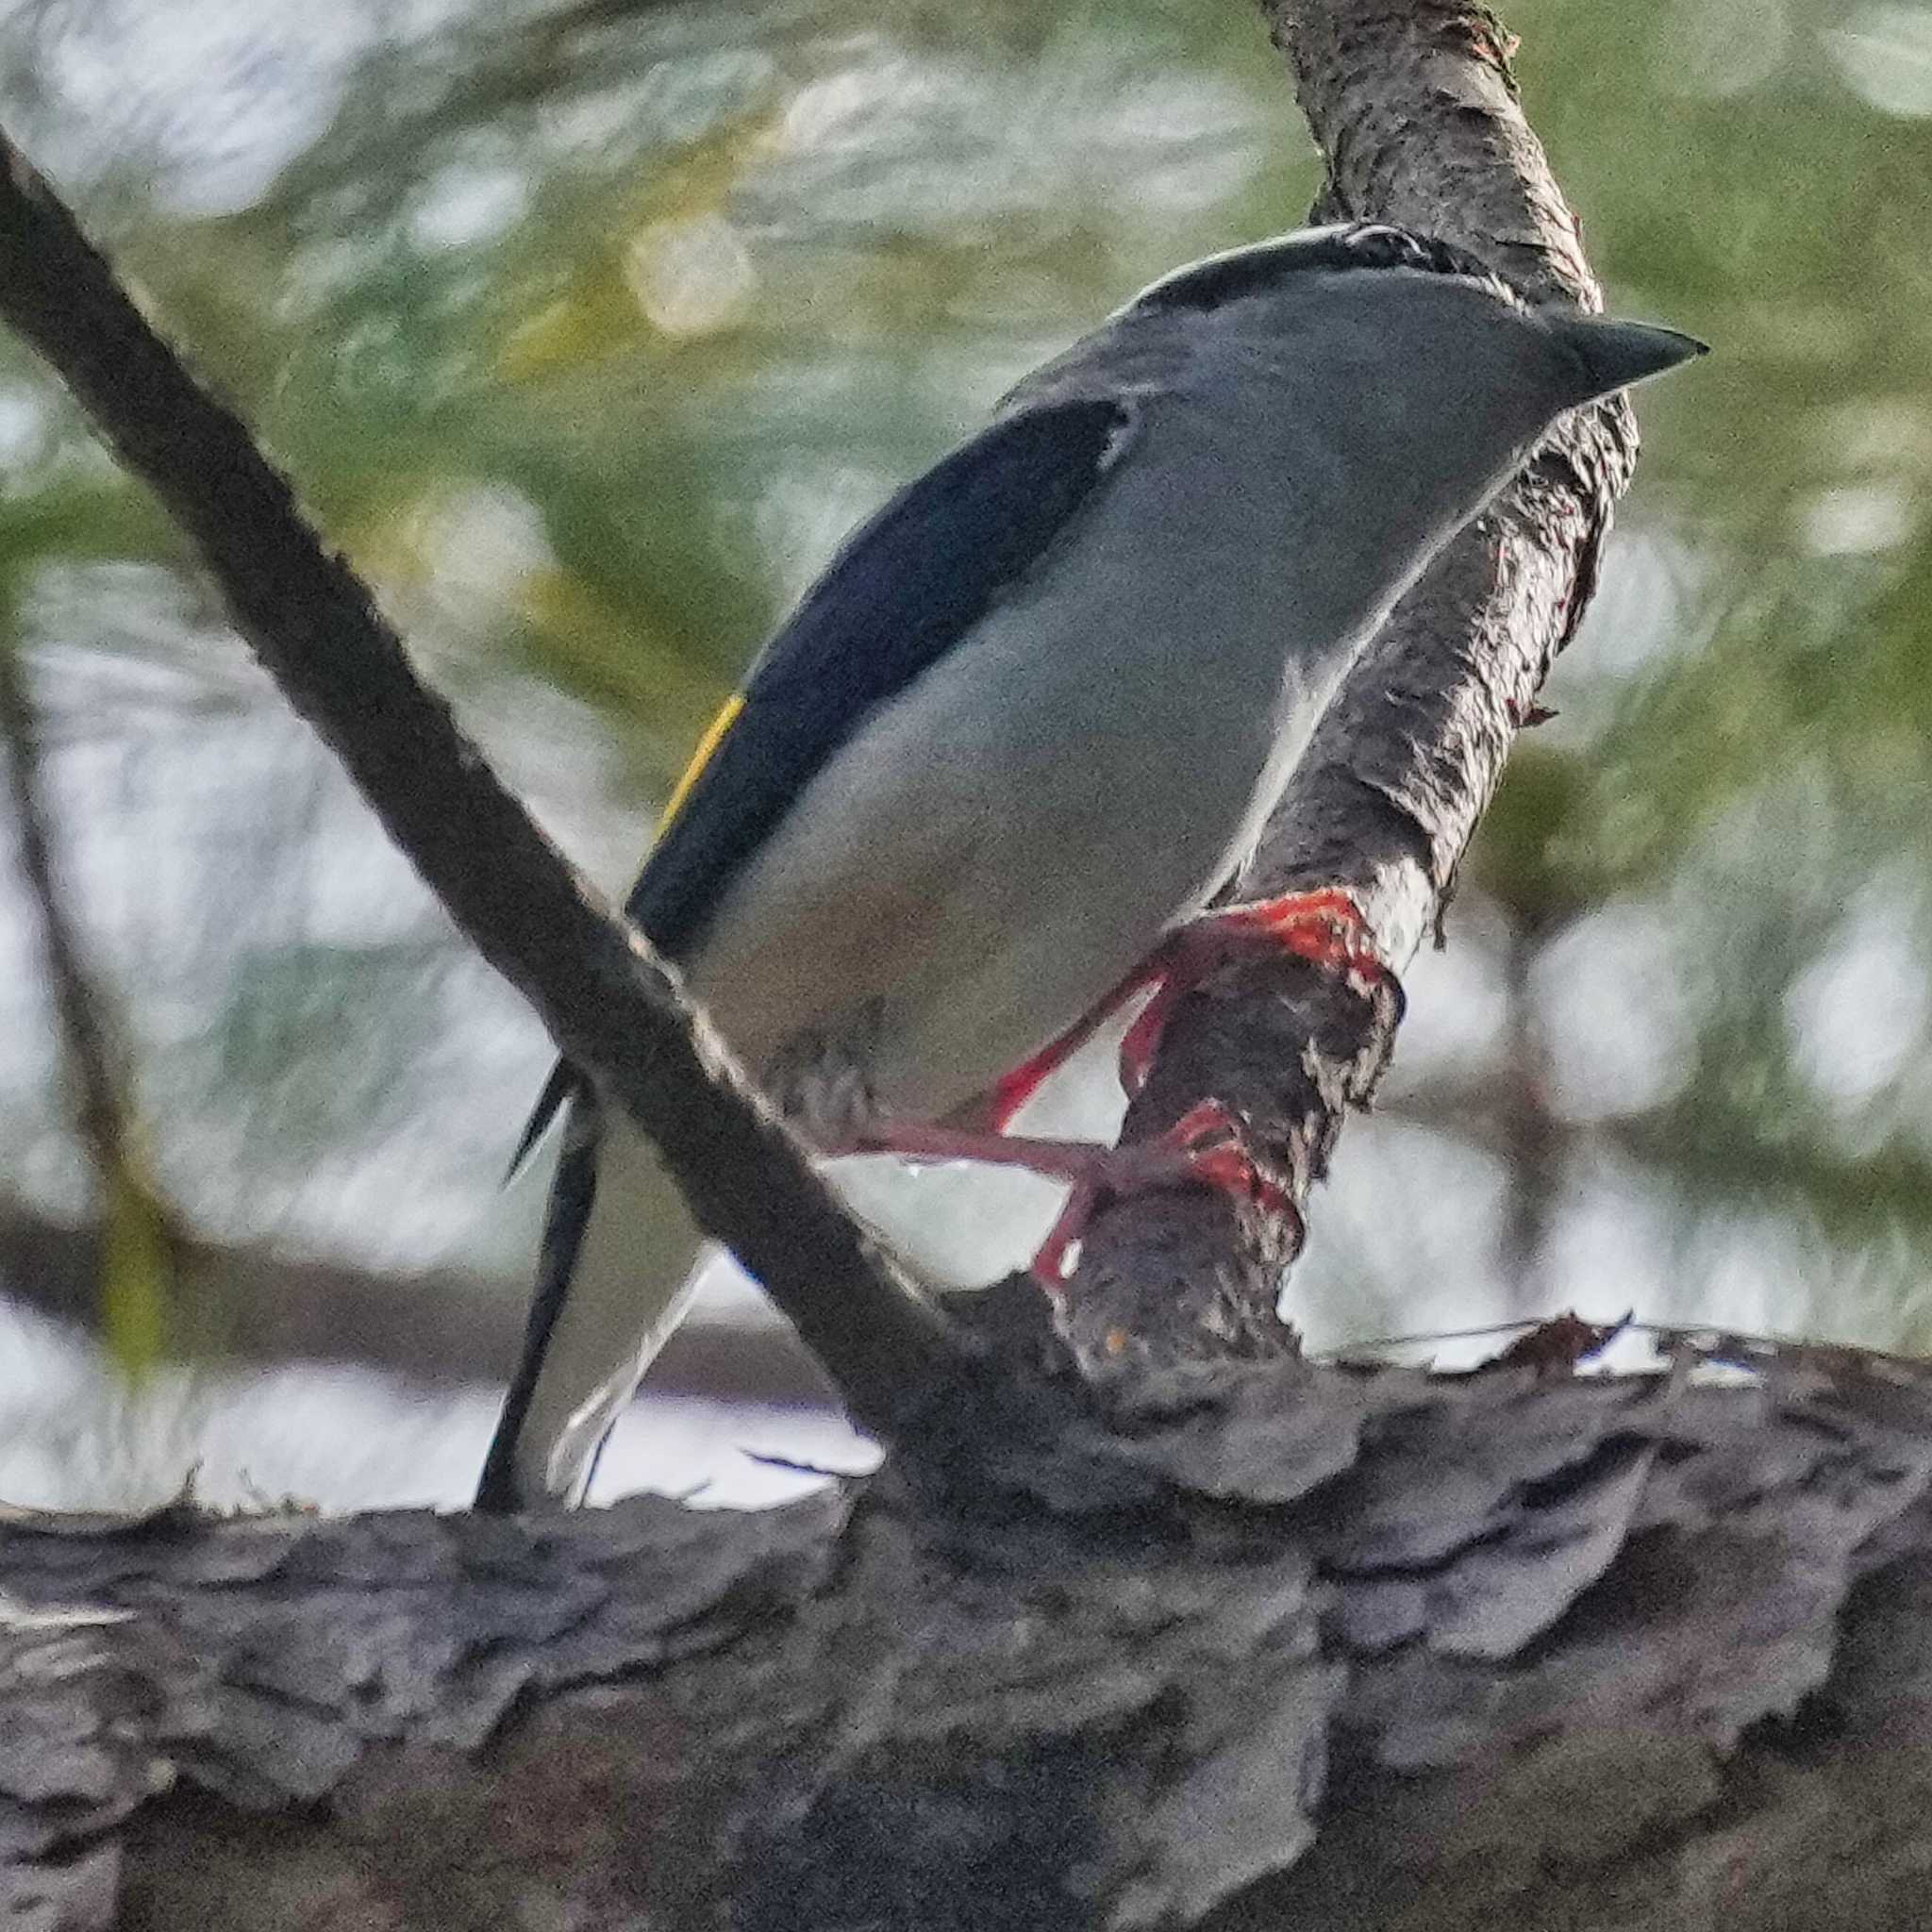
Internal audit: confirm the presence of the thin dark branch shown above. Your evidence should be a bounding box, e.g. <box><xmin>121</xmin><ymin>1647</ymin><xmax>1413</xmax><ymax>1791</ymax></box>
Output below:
<box><xmin>0</xmin><ymin>624</ymin><xmax>183</xmax><ymax>1353</ymax></box>
<box><xmin>0</xmin><ymin>128</ymin><xmax>991</xmax><ymax>1474</ymax></box>
<box><xmin>0</xmin><ymin>1195</ymin><xmax>836</xmax><ymax>1407</ymax></box>
<box><xmin>1058</xmin><ymin>0</ymin><xmax>1643</xmax><ymax>1374</ymax></box>
<box><xmin>0</xmin><ymin>635</ymin><xmax>127</xmax><ymax>1192</ymax></box>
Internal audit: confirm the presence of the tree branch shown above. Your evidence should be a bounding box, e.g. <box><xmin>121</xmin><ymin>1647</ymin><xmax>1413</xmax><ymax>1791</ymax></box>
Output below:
<box><xmin>0</xmin><ymin>131</ymin><xmax>1000</xmax><ymax>1477</ymax></box>
<box><xmin>2</xmin><ymin>8</ymin><xmax>1880</xmax><ymax>1932</ymax></box>
<box><xmin>0</xmin><ymin>1195</ymin><xmax>835</xmax><ymax>1407</ymax></box>
<box><xmin>8</xmin><ymin>1345</ymin><xmax>1932</xmax><ymax>1928</ymax></box>
<box><xmin>1061</xmin><ymin>0</ymin><xmax>1641</xmax><ymax>1375</ymax></box>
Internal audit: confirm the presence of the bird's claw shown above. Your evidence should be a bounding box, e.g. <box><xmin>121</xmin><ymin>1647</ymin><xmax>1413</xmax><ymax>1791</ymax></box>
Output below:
<box><xmin>1028</xmin><ymin>1097</ymin><xmax>1292</xmax><ymax>1287</ymax></box>
<box><xmin>1117</xmin><ymin>889</ymin><xmax>1390</xmax><ymax>1098</ymax></box>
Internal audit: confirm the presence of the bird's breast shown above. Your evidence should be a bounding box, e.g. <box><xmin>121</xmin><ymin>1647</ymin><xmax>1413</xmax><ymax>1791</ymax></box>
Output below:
<box><xmin>683</xmin><ymin>405</ymin><xmax>1366</xmax><ymax>1128</ymax></box>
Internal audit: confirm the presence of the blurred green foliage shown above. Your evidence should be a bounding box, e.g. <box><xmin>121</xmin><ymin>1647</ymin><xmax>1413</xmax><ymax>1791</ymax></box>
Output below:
<box><xmin>1</xmin><ymin>0</ymin><xmax>1930</xmax><ymax>1362</ymax></box>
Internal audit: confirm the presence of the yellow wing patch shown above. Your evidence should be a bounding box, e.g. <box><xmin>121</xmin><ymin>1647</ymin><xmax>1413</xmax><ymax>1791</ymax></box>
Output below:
<box><xmin>657</xmin><ymin>691</ymin><xmax>745</xmax><ymax>835</ymax></box>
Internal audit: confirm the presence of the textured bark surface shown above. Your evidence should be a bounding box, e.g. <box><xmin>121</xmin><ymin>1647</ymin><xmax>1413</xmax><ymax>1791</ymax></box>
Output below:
<box><xmin>8</xmin><ymin>1343</ymin><xmax>1932</xmax><ymax>1929</ymax></box>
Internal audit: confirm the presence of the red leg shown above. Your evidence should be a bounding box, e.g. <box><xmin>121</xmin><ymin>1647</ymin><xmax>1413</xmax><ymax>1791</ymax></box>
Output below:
<box><xmin>967</xmin><ymin>890</ymin><xmax>1388</xmax><ymax>1132</ymax></box>
<box><xmin>1118</xmin><ymin>889</ymin><xmax>1390</xmax><ymax>1097</ymax></box>
<box><xmin>872</xmin><ymin>891</ymin><xmax>1374</xmax><ymax>1284</ymax></box>
<box><xmin>834</xmin><ymin>1119</ymin><xmax>1119</xmax><ymax>1186</ymax></box>
<box><xmin>978</xmin><ymin>957</ymin><xmax>1170</xmax><ymax>1133</ymax></box>
<box><xmin>1117</xmin><ymin>965</ymin><xmax>1187</xmax><ymax>1100</ymax></box>
<box><xmin>1029</xmin><ymin>1101</ymin><xmax>1292</xmax><ymax>1285</ymax></box>
<box><xmin>834</xmin><ymin>1104</ymin><xmax>1290</xmax><ymax>1289</ymax></box>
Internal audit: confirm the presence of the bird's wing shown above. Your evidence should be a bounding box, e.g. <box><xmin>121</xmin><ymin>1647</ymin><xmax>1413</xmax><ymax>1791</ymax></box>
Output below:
<box><xmin>629</xmin><ymin>394</ymin><xmax>1135</xmax><ymax>951</ymax></box>
<box><xmin>508</xmin><ymin>394</ymin><xmax>1135</xmax><ymax>1169</ymax></box>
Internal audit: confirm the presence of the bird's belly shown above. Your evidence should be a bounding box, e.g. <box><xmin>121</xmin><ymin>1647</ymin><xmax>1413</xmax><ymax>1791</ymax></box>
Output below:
<box><xmin>685</xmin><ymin>532</ymin><xmax>1331</xmax><ymax>1129</ymax></box>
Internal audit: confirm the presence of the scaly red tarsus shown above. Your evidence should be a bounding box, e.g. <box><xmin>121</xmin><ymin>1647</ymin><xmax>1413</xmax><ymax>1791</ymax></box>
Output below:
<box><xmin>1027</xmin><ymin>1099</ymin><xmax>1295</xmax><ymax>1287</ymax></box>
<box><xmin>1021</xmin><ymin>890</ymin><xmax>1383</xmax><ymax>1277</ymax></box>
<box><xmin>828</xmin><ymin>1104</ymin><xmax>1291</xmax><ymax>1290</ymax></box>
<box><xmin>981</xmin><ymin>958</ymin><xmax>1168</xmax><ymax>1132</ymax></box>
<box><xmin>985</xmin><ymin>889</ymin><xmax>1387</xmax><ymax>1131</ymax></box>
<box><xmin>870</xmin><ymin>889</ymin><xmax>1377</xmax><ymax>1283</ymax></box>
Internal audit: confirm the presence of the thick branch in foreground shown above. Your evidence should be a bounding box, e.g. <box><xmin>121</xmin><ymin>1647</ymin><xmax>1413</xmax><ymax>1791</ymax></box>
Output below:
<box><xmin>8</xmin><ymin>1344</ymin><xmax>1932</xmax><ymax>1929</ymax></box>
<box><xmin>1061</xmin><ymin>1</ymin><xmax>1639</xmax><ymax>1372</ymax></box>
<box><xmin>0</xmin><ymin>131</ymin><xmax>1003</xmax><ymax>1474</ymax></box>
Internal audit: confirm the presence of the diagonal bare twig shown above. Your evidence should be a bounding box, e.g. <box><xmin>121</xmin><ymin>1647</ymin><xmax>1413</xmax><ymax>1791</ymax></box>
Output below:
<box><xmin>0</xmin><ymin>128</ymin><xmax>1022</xmax><ymax>1482</ymax></box>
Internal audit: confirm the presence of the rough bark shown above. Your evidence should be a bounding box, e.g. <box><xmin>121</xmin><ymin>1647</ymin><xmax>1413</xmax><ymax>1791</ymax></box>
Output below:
<box><xmin>9</xmin><ymin>1341</ymin><xmax>1932</xmax><ymax>1930</ymax></box>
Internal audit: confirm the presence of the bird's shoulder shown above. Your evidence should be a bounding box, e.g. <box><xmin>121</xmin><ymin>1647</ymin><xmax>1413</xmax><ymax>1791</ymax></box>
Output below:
<box><xmin>625</xmin><ymin>393</ymin><xmax>1140</xmax><ymax>948</ymax></box>
<box><xmin>739</xmin><ymin>394</ymin><xmax>1138</xmax><ymax>703</ymax></box>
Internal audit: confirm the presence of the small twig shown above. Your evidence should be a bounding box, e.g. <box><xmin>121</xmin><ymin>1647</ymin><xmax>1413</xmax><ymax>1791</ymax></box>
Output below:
<box><xmin>0</xmin><ymin>636</ymin><xmax>123</xmax><ymax>1186</ymax></box>
<box><xmin>0</xmin><ymin>624</ymin><xmax>179</xmax><ymax>1366</ymax></box>
<box><xmin>0</xmin><ymin>128</ymin><xmax>996</xmax><ymax>1472</ymax></box>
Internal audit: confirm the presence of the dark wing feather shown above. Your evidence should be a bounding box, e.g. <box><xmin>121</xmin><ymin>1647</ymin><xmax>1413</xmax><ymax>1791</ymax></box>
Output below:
<box><xmin>476</xmin><ymin>1096</ymin><xmax>604</xmax><ymax>1509</ymax></box>
<box><xmin>626</xmin><ymin>394</ymin><xmax>1133</xmax><ymax>952</ymax></box>
<box><xmin>505</xmin><ymin>395</ymin><xmax>1133</xmax><ymax>1170</ymax></box>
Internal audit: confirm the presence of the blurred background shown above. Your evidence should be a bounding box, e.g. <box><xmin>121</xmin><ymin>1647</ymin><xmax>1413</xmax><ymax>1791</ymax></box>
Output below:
<box><xmin>0</xmin><ymin>0</ymin><xmax>1922</xmax><ymax>1511</ymax></box>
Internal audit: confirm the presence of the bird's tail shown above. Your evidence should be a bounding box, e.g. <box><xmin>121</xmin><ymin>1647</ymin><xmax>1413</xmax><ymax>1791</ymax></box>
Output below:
<box><xmin>475</xmin><ymin>1096</ymin><xmax>707</xmax><ymax>1510</ymax></box>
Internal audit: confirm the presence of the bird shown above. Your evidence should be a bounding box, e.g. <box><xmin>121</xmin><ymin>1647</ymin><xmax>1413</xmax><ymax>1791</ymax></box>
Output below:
<box><xmin>475</xmin><ymin>222</ymin><xmax>1704</xmax><ymax>1511</ymax></box>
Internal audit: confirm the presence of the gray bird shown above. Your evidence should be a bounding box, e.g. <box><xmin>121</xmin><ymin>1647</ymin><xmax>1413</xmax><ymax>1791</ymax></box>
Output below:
<box><xmin>477</xmin><ymin>223</ymin><xmax>1702</xmax><ymax>1511</ymax></box>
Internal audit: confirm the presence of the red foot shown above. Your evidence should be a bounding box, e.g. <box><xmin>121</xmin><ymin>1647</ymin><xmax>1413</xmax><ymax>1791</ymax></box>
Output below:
<box><xmin>1208</xmin><ymin>888</ymin><xmax>1388</xmax><ymax>981</ymax></box>
<box><xmin>977</xmin><ymin>891</ymin><xmax>1388</xmax><ymax>1133</ymax></box>
<box><xmin>834</xmin><ymin>1104</ymin><xmax>1292</xmax><ymax>1289</ymax></box>
<box><xmin>1029</xmin><ymin>1099</ymin><xmax>1292</xmax><ymax>1288</ymax></box>
<box><xmin>1118</xmin><ymin>890</ymin><xmax>1389</xmax><ymax>1098</ymax></box>
<box><xmin>1162</xmin><ymin>1099</ymin><xmax>1291</xmax><ymax>1216</ymax></box>
<box><xmin>874</xmin><ymin>897</ymin><xmax>1374</xmax><ymax>1284</ymax></box>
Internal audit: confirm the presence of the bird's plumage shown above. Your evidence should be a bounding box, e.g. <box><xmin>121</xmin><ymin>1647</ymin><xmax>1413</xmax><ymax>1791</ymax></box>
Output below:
<box><xmin>504</xmin><ymin>396</ymin><xmax>1135</xmax><ymax>1172</ymax></box>
<box><xmin>478</xmin><ymin>223</ymin><xmax>1704</xmax><ymax>1510</ymax></box>
<box><xmin>1123</xmin><ymin>223</ymin><xmax>1515</xmax><ymax>319</ymax></box>
<box><xmin>630</xmin><ymin>397</ymin><xmax>1135</xmax><ymax>957</ymax></box>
